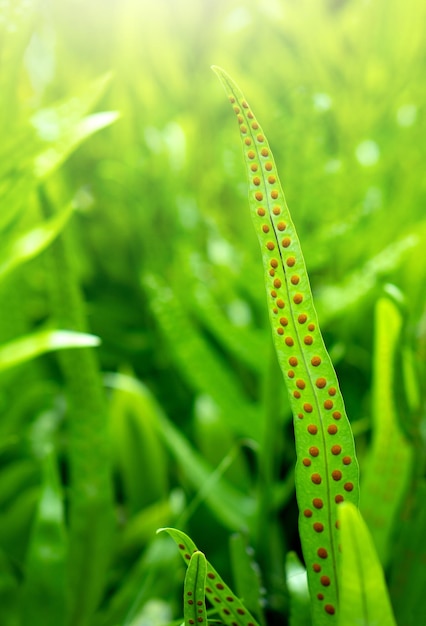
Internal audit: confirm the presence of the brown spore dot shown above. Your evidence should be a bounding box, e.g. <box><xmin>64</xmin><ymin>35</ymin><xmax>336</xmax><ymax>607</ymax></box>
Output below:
<box><xmin>213</xmin><ymin>597</ymin><xmax>220</xmax><ymax>603</ymax></box>
<box><xmin>268</xmin><ymin>175</ymin><xmax>276</xmax><ymax>184</ymax></box>
<box><xmin>318</xmin><ymin>547</ymin><xmax>328</xmax><ymax>559</ymax></box>
<box><xmin>307</xmin><ymin>424</ymin><xmax>318</xmax><ymax>434</ymax></box>
<box><xmin>237</xmin><ymin>115</ymin><xmax>244</xmax><ymax>124</ymax></box>
<box><xmin>272</xmin><ymin>206</ymin><xmax>281</xmax><ymax>215</ymax></box>
<box><xmin>335</xmin><ymin>494</ymin><xmax>344</xmax><ymax>503</ymax></box>
<box><xmin>247</xmin><ymin>111</ymin><xmax>254</xmax><ymax>119</ymax></box>
<box><xmin>216</xmin><ymin>583</ymin><xmax>224</xmax><ymax>590</ymax></box>
<box><xmin>332</xmin><ymin>411</ymin><xmax>342</xmax><ymax>420</ymax></box>
<box><xmin>313</xmin><ymin>564</ymin><xmax>322</xmax><ymax>573</ymax></box>
<box><xmin>188</xmin><ymin>620</ymin><xmax>195</xmax><ymax>625</ymax></box>
<box><xmin>257</xmin><ymin>134</ymin><xmax>265</xmax><ymax>142</ymax></box>
<box><xmin>253</xmin><ymin>176</ymin><xmax>261</xmax><ymax>186</ymax></box>
<box><xmin>250</xmin><ymin>163</ymin><xmax>258</xmax><ymax>172</ymax></box>
<box><xmin>328</xmin><ymin>425</ymin><xmax>338</xmax><ymax>435</ymax></box>
<box><xmin>332</xmin><ymin>470</ymin><xmax>342</xmax><ymax>481</ymax></box>
<box><xmin>277</xmin><ymin>221</ymin><xmax>286</xmax><ymax>230</ymax></box>
<box><xmin>320</xmin><ymin>576</ymin><xmax>331</xmax><ymax>587</ymax></box>
<box><xmin>271</xmin><ymin>190</ymin><xmax>279</xmax><ymax>199</ymax></box>
<box><xmin>240</xmin><ymin>125</ymin><xmax>248</xmax><ymax>134</ymax></box>
<box><xmin>205</xmin><ymin>587</ymin><xmax>212</xmax><ymax>594</ymax></box>
<box><xmin>289</xmin><ymin>356</ymin><xmax>298</xmax><ymax>366</ymax></box>
<box><xmin>197</xmin><ymin>600</ymin><xmax>203</xmax><ymax>606</ymax></box>
<box><xmin>252</xmin><ymin>122</ymin><xmax>259</xmax><ymax>130</ymax></box>
<box><xmin>308</xmin><ymin>323</ymin><xmax>315</xmax><ymax>331</ymax></box>
<box><xmin>261</xmin><ymin>148</ymin><xmax>269</xmax><ymax>156</ymax></box>
<box><xmin>255</xmin><ymin>191</ymin><xmax>263</xmax><ymax>201</ymax></box>
<box><xmin>262</xmin><ymin>224</ymin><xmax>270</xmax><ymax>233</ymax></box>
<box><xmin>265</xmin><ymin>161</ymin><xmax>273</xmax><ymax>171</ymax></box>
<box><xmin>288</xmin><ymin>370</ymin><xmax>295</xmax><ymax>378</ymax></box>
<box><xmin>187</xmin><ymin>591</ymin><xmax>193</xmax><ymax>596</ymax></box>
<box><xmin>223</xmin><ymin>609</ymin><xmax>231</xmax><ymax>616</ymax></box>
<box><xmin>233</xmin><ymin>105</ymin><xmax>240</xmax><ymax>113</ymax></box>
<box><xmin>325</xmin><ymin>605</ymin><xmax>336</xmax><ymax>615</ymax></box>
<box><xmin>303</xmin><ymin>458</ymin><xmax>311</xmax><ymax>466</ymax></box>
<box><xmin>304</xmin><ymin>403</ymin><xmax>313</xmax><ymax>413</ymax></box>
<box><xmin>277</xmin><ymin>327</ymin><xmax>284</xmax><ymax>336</ymax></box>
<box><xmin>247</xmin><ymin>150</ymin><xmax>255</xmax><ymax>159</ymax></box>
<box><xmin>229</xmin><ymin>96</ymin><xmax>236</xmax><ymax>103</ymax></box>
<box><xmin>293</xmin><ymin>293</ymin><xmax>304</xmax><ymax>304</ymax></box>
<box><xmin>237</xmin><ymin>608</ymin><xmax>245</xmax><ymax>615</ymax></box>
<box><xmin>304</xmin><ymin>509</ymin><xmax>313</xmax><ymax>518</ymax></box>
<box><xmin>280</xmin><ymin>317</ymin><xmax>288</xmax><ymax>326</ymax></box>
<box><xmin>277</xmin><ymin>298</ymin><xmax>285</xmax><ymax>309</ymax></box>
<box><xmin>282</xmin><ymin>237</ymin><xmax>291</xmax><ymax>248</ymax></box>
<box><xmin>296</xmin><ymin>379</ymin><xmax>306</xmax><ymax>389</ymax></box>
<box><xmin>244</xmin><ymin>137</ymin><xmax>252</xmax><ymax>146</ymax></box>
<box><xmin>344</xmin><ymin>482</ymin><xmax>354</xmax><ymax>492</ymax></box>
<box><xmin>293</xmin><ymin>390</ymin><xmax>301</xmax><ymax>399</ymax></box>
<box><xmin>269</xmin><ymin>269</ymin><xmax>275</xmax><ymax>276</ymax></box>
<box><xmin>317</xmin><ymin>593</ymin><xmax>324</xmax><ymax>600</ymax></box>
<box><xmin>285</xmin><ymin>337</ymin><xmax>294</xmax><ymax>346</ymax></box>
<box><xmin>226</xmin><ymin>596</ymin><xmax>234</xmax><ymax>602</ymax></box>
<box><xmin>270</xmin><ymin>259</ymin><xmax>278</xmax><ymax>268</ymax></box>
<box><xmin>313</xmin><ymin>522</ymin><xmax>324</xmax><ymax>533</ymax></box>
<box><xmin>342</xmin><ymin>456</ymin><xmax>352</xmax><ymax>465</ymax></box>
<box><xmin>266</xmin><ymin>241</ymin><xmax>275</xmax><ymax>250</ymax></box>
<box><xmin>304</xmin><ymin>335</ymin><xmax>313</xmax><ymax>345</ymax></box>
<box><xmin>331</xmin><ymin>445</ymin><xmax>342</xmax><ymax>455</ymax></box>
<box><xmin>272</xmin><ymin>307</ymin><xmax>278</xmax><ymax>314</ymax></box>
<box><xmin>270</xmin><ymin>290</ymin><xmax>277</xmax><ymax>298</ymax></box>
<box><xmin>328</xmin><ymin>387</ymin><xmax>337</xmax><ymax>396</ymax></box>
<box><xmin>324</xmin><ymin>400</ymin><xmax>334</xmax><ymax>410</ymax></box>
<box><xmin>257</xmin><ymin>207</ymin><xmax>266</xmax><ymax>216</ymax></box>
<box><xmin>178</xmin><ymin>544</ymin><xmax>185</xmax><ymax>550</ymax></box>
<box><xmin>336</xmin><ymin>520</ymin><xmax>341</xmax><ymax>529</ymax></box>
<box><xmin>241</xmin><ymin>100</ymin><xmax>249</xmax><ymax>108</ymax></box>
<box><xmin>298</xmin><ymin>413</ymin><xmax>304</xmax><ymax>419</ymax></box>
<box><xmin>311</xmin><ymin>356</ymin><xmax>321</xmax><ymax>366</ymax></box>
<box><xmin>185</xmin><ymin>554</ymin><xmax>191</xmax><ymax>560</ymax></box>
<box><xmin>273</xmin><ymin>278</ymin><xmax>282</xmax><ymax>288</ymax></box>
<box><xmin>311</xmin><ymin>473</ymin><xmax>322</xmax><ymax>484</ymax></box>
<box><xmin>207</xmin><ymin>573</ymin><xmax>215</xmax><ymax>579</ymax></box>
<box><xmin>309</xmin><ymin>446</ymin><xmax>320</xmax><ymax>457</ymax></box>
<box><xmin>313</xmin><ymin>498</ymin><xmax>324</xmax><ymax>509</ymax></box>
<box><xmin>291</xmin><ymin>275</ymin><xmax>300</xmax><ymax>285</ymax></box>
<box><xmin>286</xmin><ymin>256</ymin><xmax>296</xmax><ymax>267</ymax></box>
<box><xmin>298</xmin><ymin>314</ymin><xmax>308</xmax><ymax>324</ymax></box>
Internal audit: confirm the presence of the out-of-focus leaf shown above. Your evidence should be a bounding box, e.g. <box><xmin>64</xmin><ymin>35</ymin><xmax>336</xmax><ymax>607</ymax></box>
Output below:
<box><xmin>105</xmin><ymin>373</ymin><xmax>254</xmax><ymax>531</ymax></box>
<box><xmin>0</xmin><ymin>204</ymin><xmax>73</xmax><ymax>282</ymax></box>
<box><xmin>229</xmin><ymin>533</ymin><xmax>266</xmax><ymax>625</ymax></box>
<box><xmin>34</xmin><ymin>110</ymin><xmax>120</xmax><ymax>180</ymax></box>
<box><xmin>20</xmin><ymin>452</ymin><xmax>67</xmax><ymax>626</ymax></box>
<box><xmin>360</xmin><ymin>297</ymin><xmax>414</xmax><ymax>565</ymax></box>
<box><xmin>0</xmin><ymin>329</ymin><xmax>100</xmax><ymax>372</ymax></box>
<box><xmin>338</xmin><ymin>503</ymin><xmax>397</xmax><ymax>626</ymax></box>
<box><xmin>285</xmin><ymin>552</ymin><xmax>311</xmax><ymax>626</ymax></box>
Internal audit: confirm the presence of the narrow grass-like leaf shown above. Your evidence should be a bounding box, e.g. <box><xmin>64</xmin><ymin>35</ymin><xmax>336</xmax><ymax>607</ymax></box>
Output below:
<box><xmin>105</xmin><ymin>372</ymin><xmax>254</xmax><ymax>531</ymax></box>
<box><xmin>184</xmin><ymin>551</ymin><xmax>207</xmax><ymax>626</ymax></box>
<box><xmin>361</xmin><ymin>297</ymin><xmax>414</xmax><ymax>565</ymax></box>
<box><xmin>0</xmin><ymin>205</ymin><xmax>73</xmax><ymax>282</ymax></box>
<box><xmin>213</xmin><ymin>66</ymin><xmax>359</xmax><ymax>624</ymax></box>
<box><xmin>337</xmin><ymin>503</ymin><xmax>397</xmax><ymax>626</ymax></box>
<box><xmin>285</xmin><ymin>552</ymin><xmax>312</xmax><ymax>626</ymax></box>
<box><xmin>20</xmin><ymin>452</ymin><xmax>67</xmax><ymax>626</ymax></box>
<box><xmin>229</xmin><ymin>533</ymin><xmax>266</xmax><ymax>625</ymax></box>
<box><xmin>158</xmin><ymin>527</ymin><xmax>260</xmax><ymax>626</ymax></box>
<box><xmin>0</xmin><ymin>329</ymin><xmax>100</xmax><ymax>372</ymax></box>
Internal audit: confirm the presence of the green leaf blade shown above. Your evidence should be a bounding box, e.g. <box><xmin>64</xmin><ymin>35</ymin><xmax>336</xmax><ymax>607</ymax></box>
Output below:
<box><xmin>338</xmin><ymin>503</ymin><xmax>397</xmax><ymax>626</ymax></box>
<box><xmin>213</xmin><ymin>66</ymin><xmax>359</xmax><ymax>625</ymax></box>
<box><xmin>184</xmin><ymin>551</ymin><xmax>207</xmax><ymax>626</ymax></box>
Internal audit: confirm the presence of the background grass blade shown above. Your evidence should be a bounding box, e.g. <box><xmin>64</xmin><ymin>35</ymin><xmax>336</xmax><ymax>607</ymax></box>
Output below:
<box><xmin>337</xmin><ymin>503</ymin><xmax>397</xmax><ymax>626</ymax></box>
<box><xmin>212</xmin><ymin>65</ymin><xmax>359</xmax><ymax>625</ymax></box>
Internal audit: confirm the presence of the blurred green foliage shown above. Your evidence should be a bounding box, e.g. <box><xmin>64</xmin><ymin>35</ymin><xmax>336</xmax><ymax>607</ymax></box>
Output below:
<box><xmin>0</xmin><ymin>0</ymin><xmax>425</xmax><ymax>625</ymax></box>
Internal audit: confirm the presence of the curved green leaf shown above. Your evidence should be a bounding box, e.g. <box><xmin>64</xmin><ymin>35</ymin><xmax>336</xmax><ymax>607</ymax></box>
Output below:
<box><xmin>338</xmin><ymin>503</ymin><xmax>397</xmax><ymax>626</ymax></box>
<box><xmin>184</xmin><ymin>551</ymin><xmax>207</xmax><ymax>626</ymax></box>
